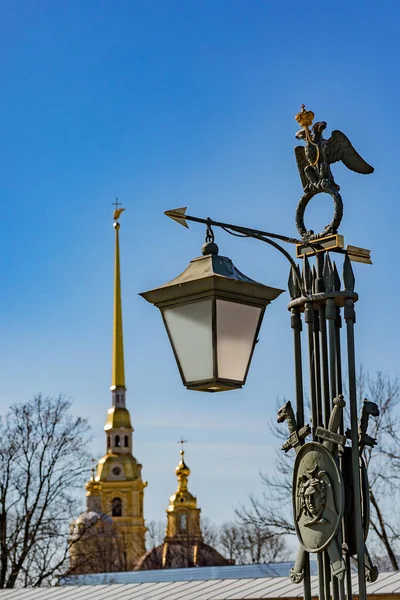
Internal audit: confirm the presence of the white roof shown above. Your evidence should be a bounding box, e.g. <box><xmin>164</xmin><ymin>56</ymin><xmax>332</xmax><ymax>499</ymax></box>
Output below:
<box><xmin>2</xmin><ymin>571</ymin><xmax>400</xmax><ymax>599</ymax></box>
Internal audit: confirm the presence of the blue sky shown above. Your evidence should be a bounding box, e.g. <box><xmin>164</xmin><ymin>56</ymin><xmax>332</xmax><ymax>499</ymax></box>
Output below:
<box><xmin>0</xmin><ymin>1</ymin><xmax>399</xmax><ymax>531</ymax></box>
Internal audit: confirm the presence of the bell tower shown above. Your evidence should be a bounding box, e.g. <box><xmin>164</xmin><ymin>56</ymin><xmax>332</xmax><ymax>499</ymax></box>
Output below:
<box><xmin>135</xmin><ymin>441</ymin><xmax>233</xmax><ymax>570</ymax></box>
<box><xmin>165</xmin><ymin>440</ymin><xmax>202</xmax><ymax>542</ymax></box>
<box><xmin>75</xmin><ymin>205</ymin><xmax>147</xmax><ymax>573</ymax></box>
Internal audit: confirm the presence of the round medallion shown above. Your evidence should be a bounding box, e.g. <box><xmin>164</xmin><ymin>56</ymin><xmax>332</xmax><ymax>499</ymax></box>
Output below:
<box><xmin>112</xmin><ymin>466</ymin><xmax>121</xmax><ymax>476</ymax></box>
<box><xmin>293</xmin><ymin>442</ymin><xmax>344</xmax><ymax>553</ymax></box>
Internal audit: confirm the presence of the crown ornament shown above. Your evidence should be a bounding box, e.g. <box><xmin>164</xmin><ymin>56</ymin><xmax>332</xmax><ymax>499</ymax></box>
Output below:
<box><xmin>295</xmin><ymin>104</ymin><xmax>315</xmax><ymax>129</ymax></box>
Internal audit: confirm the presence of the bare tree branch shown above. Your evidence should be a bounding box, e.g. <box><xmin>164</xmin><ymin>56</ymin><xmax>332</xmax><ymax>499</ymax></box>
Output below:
<box><xmin>0</xmin><ymin>394</ymin><xmax>91</xmax><ymax>587</ymax></box>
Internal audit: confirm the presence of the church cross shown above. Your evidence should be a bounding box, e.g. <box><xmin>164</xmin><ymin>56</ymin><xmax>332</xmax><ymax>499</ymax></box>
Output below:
<box><xmin>91</xmin><ymin>457</ymin><xmax>96</xmax><ymax>480</ymax></box>
<box><xmin>112</xmin><ymin>197</ymin><xmax>122</xmax><ymax>210</ymax></box>
<box><xmin>177</xmin><ymin>438</ymin><xmax>187</xmax><ymax>453</ymax></box>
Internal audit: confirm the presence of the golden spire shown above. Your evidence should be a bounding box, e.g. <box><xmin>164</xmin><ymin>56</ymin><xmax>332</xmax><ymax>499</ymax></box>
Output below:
<box><xmin>111</xmin><ymin>201</ymin><xmax>125</xmax><ymax>389</ymax></box>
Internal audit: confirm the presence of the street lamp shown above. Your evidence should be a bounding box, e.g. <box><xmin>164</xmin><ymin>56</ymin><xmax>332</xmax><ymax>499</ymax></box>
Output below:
<box><xmin>141</xmin><ymin>106</ymin><xmax>375</xmax><ymax>600</ymax></box>
<box><xmin>140</xmin><ymin>231</ymin><xmax>283</xmax><ymax>392</ymax></box>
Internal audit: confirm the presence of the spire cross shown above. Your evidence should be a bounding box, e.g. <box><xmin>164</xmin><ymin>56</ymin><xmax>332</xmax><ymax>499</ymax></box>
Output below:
<box><xmin>91</xmin><ymin>457</ymin><xmax>96</xmax><ymax>480</ymax></box>
<box><xmin>112</xmin><ymin>197</ymin><xmax>122</xmax><ymax>210</ymax></box>
<box><xmin>177</xmin><ymin>438</ymin><xmax>187</xmax><ymax>454</ymax></box>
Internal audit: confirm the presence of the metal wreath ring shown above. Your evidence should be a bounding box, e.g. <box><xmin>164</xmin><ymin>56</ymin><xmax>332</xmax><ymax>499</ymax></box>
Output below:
<box><xmin>295</xmin><ymin>186</ymin><xmax>343</xmax><ymax>241</ymax></box>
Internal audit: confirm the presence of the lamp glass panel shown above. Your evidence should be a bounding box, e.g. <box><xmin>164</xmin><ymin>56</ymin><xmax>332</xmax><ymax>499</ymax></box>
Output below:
<box><xmin>163</xmin><ymin>299</ymin><xmax>213</xmax><ymax>383</ymax></box>
<box><xmin>216</xmin><ymin>299</ymin><xmax>262</xmax><ymax>382</ymax></box>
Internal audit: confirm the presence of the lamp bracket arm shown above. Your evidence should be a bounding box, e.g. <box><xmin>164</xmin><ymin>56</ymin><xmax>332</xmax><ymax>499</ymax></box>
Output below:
<box><xmin>165</xmin><ymin>210</ymin><xmax>306</xmax><ymax>295</ymax></box>
<box><xmin>246</xmin><ymin>230</ymin><xmax>305</xmax><ymax>296</ymax></box>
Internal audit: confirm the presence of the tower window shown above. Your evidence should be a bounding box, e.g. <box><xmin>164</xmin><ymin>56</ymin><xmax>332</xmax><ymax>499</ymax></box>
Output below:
<box><xmin>124</xmin><ymin>435</ymin><xmax>128</xmax><ymax>447</ymax></box>
<box><xmin>116</xmin><ymin>394</ymin><xmax>120</xmax><ymax>403</ymax></box>
<box><xmin>107</xmin><ymin>436</ymin><xmax>111</xmax><ymax>448</ymax></box>
<box><xmin>112</xmin><ymin>497</ymin><xmax>122</xmax><ymax>517</ymax></box>
<box><xmin>115</xmin><ymin>435</ymin><xmax>120</xmax><ymax>447</ymax></box>
<box><xmin>179</xmin><ymin>513</ymin><xmax>187</xmax><ymax>532</ymax></box>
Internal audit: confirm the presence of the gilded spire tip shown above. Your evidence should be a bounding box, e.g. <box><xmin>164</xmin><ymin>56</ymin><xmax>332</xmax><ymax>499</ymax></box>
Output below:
<box><xmin>111</xmin><ymin>200</ymin><xmax>126</xmax><ymax>389</ymax></box>
<box><xmin>177</xmin><ymin>438</ymin><xmax>187</xmax><ymax>460</ymax></box>
<box><xmin>112</xmin><ymin>198</ymin><xmax>126</xmax><ymax>222</ymax></box>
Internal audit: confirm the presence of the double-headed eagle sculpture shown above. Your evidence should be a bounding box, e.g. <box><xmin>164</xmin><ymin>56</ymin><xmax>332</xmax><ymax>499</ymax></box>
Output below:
<box><xmin>294</xmin><ymin>105</ymin><xmax>373</xmax><ymax>194</ymax></box>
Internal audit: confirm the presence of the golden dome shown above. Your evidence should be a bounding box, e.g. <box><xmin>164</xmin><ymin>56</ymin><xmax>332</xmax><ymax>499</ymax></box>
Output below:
<box><xmin>104</xmin><ymin>407</ymin><xmax>132</xmax><ymax>431</ymax></box>
<box><xmin>168</xmin><ymin>449</ymin><xmax>197</xmax><ymax>509</ymax></box>
<box><xmin>96</xmin><ymin>453</ymin><xmax>140</xmax><ymax>481</ymax></box>
<box><xmin>175</xmin><ymin>450</ymin><xmax>190</xmax><ymax>478</ymax></box>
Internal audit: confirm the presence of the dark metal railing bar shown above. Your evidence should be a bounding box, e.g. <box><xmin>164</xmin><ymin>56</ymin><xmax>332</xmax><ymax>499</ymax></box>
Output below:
<box><xmin>290</xmin><ymin>307</ymin><xmax>311</xmax><ymax>600</ymax></box>
<box><xmin>313</xmin><ymin>311</ymin><xmax>323</xmax><ymax>427</ymax></box>
<box><xmin>318</xmin><ymin>304</ymin><xmax>331</xmax><ymax>428</ymax></box>
<box><xmin>291</xmin><ymin>308</ymin><xmax>304</xmax><ymax>429</ymax></box>
<box><xmin>327</xmin><ymin>298</ymin><xmax>338</xmax><ymax>404</ymax></box>
<box><xmin>304</xmin><ymin>302</ymin><xmax>318</xmax><ymax>599</ymax></box>
<box><xmin>305</xmin><ymin>303</ymin><xmax>317</xmax><ymax>438</ymax></box>
<box><xmin>327</xmin><ymin>296</ymin><xmax>344</xmax><ymax>600</ymax></box>
<box><xmin>318</xmin><ymin>554</ymin><xmax>326</xmax><ymax>600</ymax></box>
<box><xmin>333</xmin><ymin>304</ymin><xmax>352</xmax><ymax>600</ymax></box>
<box><xmin>335</xmin><ymin>308</ymin><xmax>344</xmax><ymax>429</ymax></box>
<box><xmin>312</xmin><ymin>252</ymin><xmax>334</xmax><ymax>600</ymax></box>
<box><xmin>323</xmin><ymin>551</ymin><xmax>331</xmax><ymax>600</ymax></box>
<box><xmin>332</xmin><ymin>568</ymin><xmax>340</xmax><ymax>600</ymax></box>
<box><xmin>303</xmin><ymin>556</ymin><xmax>312</xmax><ymax>600</ymax></box>
<box><xmin>345</xmin><ymin>299</ymin><xmax>367</xmax><ymax>600</ymax></box>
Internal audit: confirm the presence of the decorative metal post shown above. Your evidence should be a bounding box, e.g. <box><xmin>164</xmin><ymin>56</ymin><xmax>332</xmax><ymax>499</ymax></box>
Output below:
<box><xmin>283</xmin><ymin>105</ymin><xmax>376</xmax><ymax>600</ymax></box>
<box><xmin>142</xmin><ymin>105</ymin><xmax>378</xmax><ymax>599</ymax></box>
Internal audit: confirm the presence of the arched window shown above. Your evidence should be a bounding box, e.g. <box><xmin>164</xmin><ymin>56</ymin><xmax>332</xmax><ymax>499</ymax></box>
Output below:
<box><xmin>107</xmin><ymin>436</ymin><xmax>111</xmax><ymax>448</ymax></box>
<box><xmin>179</xmin><ymin>513</ymin><xmax>187</xmax><ymax>532</ymax></box>
<box><xmin>116</xmin><ymin>394</ymin><xmax>120</xmax><ymax>403</ymax></box>
<box><xmin>112</xmin><ymin>497</ymin><xmax>122</xmax><ymax>517</ymax></box>
<box><xmin>115</xmin><ymin>435</ymin><xmax>120</xmax><ymax>447</ymax></box>
<box><xmin>124</xmin><ymin>435</ymin><xmax>129</xmax><ymax>447</ymax></box>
